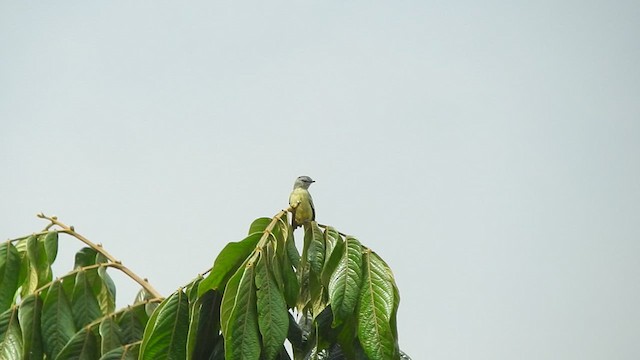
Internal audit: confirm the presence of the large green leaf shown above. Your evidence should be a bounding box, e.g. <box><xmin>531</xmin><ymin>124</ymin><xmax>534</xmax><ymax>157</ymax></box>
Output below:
<box><xmin>306</xmin><ymin>223</ymin><xmax>325</xmax><ymax>278</ymax></box>
<box><xmin>281</xmin><ymin>251</ymin><xmax>299</xmax><ymax>310</ymax></box>
<box><xmin>328</xmin><ymin>236</ymin><xmax>362</xmax><ymax>326</ymax></box>
<box><xmin>198</xmin><ymin>232</ymin><xmax>262</xmax><ymax>296</ymax></box>
<box><xmin>96</xmin><ymin>254</ymin><xmax>116</xmax><ymax>315</ymax></box>
<box><xmin>41</xmin><ymin>280</ymin><xmax>76</xmax><ymax>359</ymax></box>
<box><xmin>221</xmin><ymin>262</ymin><xmax>260</xmax><ymax>360</ymax></box>
<box><xmin>71</xmin><ymin>269</ymin><xmax>103</xmax><ymax>329</ymax></box>
<box><xmin>27</xmin><ymin>235</ymin><xmax>52</xmax><ymax>290</ymax></box>
<box><xmin>321</xmin><ymin>234</ymin><xmax>345</xmax><ymax>288</ymax></box>
<box><xmin>20</xmin><ymin>236</ymin><xmax>39</xmax><ymax>298</ymax></box>
<box><xmin>0</xmin><ymin>242</ymin><xmax>21</xmax><ymax>313</ymax></box>
<box><xmin>74</xmin><ymin>248</ymin><xmax>98</xmax><ymax>268</ymax></box>
<box><xmin>357</xmin><ymin>250</ymin><xmax>397</xmax><ymax>360</ymax></box>
<box><xmin>15</xmin><ymin>239</ymin><xmax>31</xmax><ymax>299</ymax></box>
<box><xmin>55</xmin><ymin>327</ymin><xmax>99</xmax><ymax>360</ymax></box>
<box><xmin>99</xmin><ymin>316</ymin><xmax>123</xmax><ymax>355</ymax></box>
<box><xmin>255</xmin><ymin>253</ymin><xmax>288</xmax><ymax>360</ymax></box>
<box><xmin>323</xmin><ymin>227</ymin><xmax>341</xmax><ymax>266</ymax></box>
<box><xmin>0</xmin><ymin>307</ymin><xmax>22</xmax><ymax>360</ymax></box>
<box><xmin>117</xmin><ymin>303</ymin><xmax>148</xmax><ymax>345</ymax></box>
<box><xmin>42</xmin><ymin>232</ymin><xmax>58</xmax><ymax>266</ymax></box>
<box><xmin>187</xmin><ymin>290</ymin><xmax>222</xmax><ymax>360</ymax></box>
<box><xmin>18</xmin><ymin>294</ymin><xmax>43</xmax><ymax>360</ymax></box>
<box><xmin>139</xmin><ymin>290</ymin><xmax>190</xmax><ymax>360</ymax></box>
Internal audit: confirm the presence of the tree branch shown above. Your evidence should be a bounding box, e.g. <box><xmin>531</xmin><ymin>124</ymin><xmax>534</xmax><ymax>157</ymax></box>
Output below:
<box><xmin>36</xmin><ymin>212</ymin><xmax>164</xmax><ymax>300</ymax></box>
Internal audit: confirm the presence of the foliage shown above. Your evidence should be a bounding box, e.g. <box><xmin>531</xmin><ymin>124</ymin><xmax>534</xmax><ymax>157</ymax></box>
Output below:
<box><xmin>0</xmin><ymin>211</ymin><xmax>408</xmax><ymax>359</ymax></box>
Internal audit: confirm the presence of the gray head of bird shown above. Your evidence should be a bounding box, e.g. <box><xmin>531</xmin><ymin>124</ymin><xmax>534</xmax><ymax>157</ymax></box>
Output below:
<box><xmin>294</xmin><ymin>175</ymin><xmax>315</xmax><ymax>189</ymax></box>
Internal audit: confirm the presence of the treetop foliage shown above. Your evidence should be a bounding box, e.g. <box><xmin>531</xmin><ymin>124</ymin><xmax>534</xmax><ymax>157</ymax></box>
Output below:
<box><xmin>0</xmin><ymin>211</ymin><xmax>409</xmax><ymax>359</ymax></box>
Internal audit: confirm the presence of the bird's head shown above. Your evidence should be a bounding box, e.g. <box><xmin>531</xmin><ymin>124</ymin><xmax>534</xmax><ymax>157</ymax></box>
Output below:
<box><xmin>294</xmin><ymin>175</ymin><xmax>315</xmax><ymax>190</ymax></box>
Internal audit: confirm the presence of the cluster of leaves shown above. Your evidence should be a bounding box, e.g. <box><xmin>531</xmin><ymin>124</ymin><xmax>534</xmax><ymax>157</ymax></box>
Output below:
<box><xmin>0</xmin><ymin>232</ymin><xmax>155</xmax><ymax>359</ymax></box>
<box><xmin>139</xmin><ymin>215</ymin><xmax>403</xmax><ymax>360</ymax></box>
<box><xmin>1</xmin><ymin>212</ymin><xmax>407</xmax><ymax>360</ymax></box>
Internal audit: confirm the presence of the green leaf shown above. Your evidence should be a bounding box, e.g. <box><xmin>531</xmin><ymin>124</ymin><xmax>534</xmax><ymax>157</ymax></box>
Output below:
<box><xmin>55</xmin><ymin>327</ymin><xmax>99</xmax><ymax>360</ymax></box>
<box><xmin>306</xmin><ymin>223</ymin><xmax>325</xmax><ymax>277</ymax></box>
<box><xmin>42</xmin><ymin>232</ymin><xmax>58</xmax><ymax>266</ymax></box>
<box><xmin>357</xmin><ymin>250</ymin><xmax>397</xmax><ymax>360</ymax></box>
<box><xmin>117</xmin><ymin>303</ymin><xmax>148</xmax><ymax>345</ymax></box>
<box><xmin>0</xmin><ymin>242</ymin><xmax>21</xmax><ymax>313</ymax></box>
<box><xmin>187</xmin><ymin>290</ymin><xmax>222</xmax><ymax>360</ymax></box>
<box><xmin>74</xmin><ymin>248</ymin><xmax>98</xmax><ymax>268</ymax></box>
<box><xmin>285</xmin><ymin>229</ymin><xmax>300</xmax><ymax>269</ymax></box>
<box><xmin>18</xmin><ymin>293</ymin><xmax>44</xmax><ymax>360</ymax></box>
<box><xmin>15</xmin><ymin>240</ymin><xmax>30</xmax><ymax>299</ymax></box>
<box><xmin>98</xmin><ymin>343</ymin><xmax>139</xmax><ymax>360</ymax></box>
<box><xmin>321</xmin><ymin>234</ymin><xmax>345</xmax><ymax>288</ymax></box>
<box><xmin>27</xmin><ymin>235</ymin><xmax>52</xmax><ymax>289</ymax></box>
<box><xmin>71</xmin><ymin>269</ymin><xmax>103</xmax><ymax>329</ymax></box>
<box><xmin>248</xmin><ymin>217</ymin><xmax>271</xmax><ymax>235</ymax></box>
<box><xmin>0</xmin><ymin>307</ymin><xmax>22</xmax><ymax>360</ymax></box>
<box><xmin>41</xmin><ymin>280</ymin><xmax>76</xmax><ymax>359</ymax></box>
<box><xmin>323</xmin><ymin>227</ymin><xmax>341</xmax><ymax>266</ymax></box>
<box><xmin>139</xmin><ymin>290</ymin><xmax>190</xmax><ymax>360</ymax></box>
<box><xmin>281</xmin><ymin>251</ymin><xmax>299</xmax><ymax>310</ymax></box>
<box><xmin>255</xmin><ymin>253</ymin><xmax>288</xmax><ymax>360</ymax></box>
<box><xmin>221</xmin><ymin>262</ymin><xmax>260</xmax><ymax>360</ymax></box>
<box><xmin>99</xmin><ymin>316</ymin><xmax>123</xmax><ymax>355</ymax></box>
<box><xmin>328</xmin><ymin>236</ymin><xmax>362</xmax><ymax>327</ymax></box>
<box><xmin>19</xmin><ymin>236</ymin><xmax>40</xmax><ymax>298</ymax></box>
<box><xmin>198</xmin><ymin>232</ymin><xmax>262</xmax><ymax>296</ymax></box>
<box><xmin>96</xmin><ymin>254</ymin><xmax>116</xmax><ymax>315</ymax></box>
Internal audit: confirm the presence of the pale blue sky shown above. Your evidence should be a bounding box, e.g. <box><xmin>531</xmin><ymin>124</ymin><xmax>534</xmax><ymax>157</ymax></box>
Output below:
<box><xmin>2</xmin><ymin>1</ymin><xmax>639</xmax><ymax>358</ymax></box>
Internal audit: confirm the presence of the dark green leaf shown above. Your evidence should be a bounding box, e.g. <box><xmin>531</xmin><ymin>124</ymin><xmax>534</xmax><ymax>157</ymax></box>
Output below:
<box><xmin>139</xmin><ymin>290</ymin><xmax>190</xmax><ymax>360</ymax></box>
<box><xmin>357</xmin><ymin>250</ymin><xmax>397</xmax><ymax>360</ymax></box>
<box><xmin>321</xmin><ymin>235</ymin><xmax>345</xmax><ymax>288</ymax></box>
<box><xmin>74</xmin><ymin>248</ymin><xmax>98</xmax><ymax>269</ymax></box>
<box><xmin>0</xmin><ymin>307</ymin><xmax>22</xmax><ymax>360</ymax></box>
<box><xmin>328</xmin><ymin>236</ymin><xmax>362</xmax><ymax>327</ymax></box>
<box><xmin>198</xmin><ymin>233</ymin><xmax>261</xmax><ymax>296</ymax></box>
<box><xmin>323</xmin><ymin>227</ymin><xmax>341</xmax><ymax>266</ymax></box>
<box><xmin>281</xmin><ymin>251</ymin><xmax>299</xmax><ymax>310</ymax></box>
<box><xmin>188</xmin><ymin>290</ymin><xmax>222</xmax><ymax>360</ymax></box>
<box><xmin>221</xmin><ymin>262</ymin><xmax>260</xmax><ymax>360</ymax></box>
<box><xmin>306</xmin><ymin>223</ymin><xmax>325</xmax><ymax>278</ymax></box>
<box><xmin>71</xmin><ymin>269</ymin><xmax>103</xmax><ymax>329</ymax></box>
<box><xmin>286</xmin><ymin>229</ymin><xmax>300</xmax><ymax>269</ymax></box>
<box><xmin>55</xmin><ymin>327</ymin><xmax>99</xmax><ymax>360</ymax></box>
<box><xmin>96</xmin><ymin>254</ymin><xmax>116</xmax><ymax>315</ymax></box>
<box><xmin>117</xmin><ymin>303</ymin><xmax>148</xmax><ymax>345</ymax></box>
<box><xmin>99</xmin><ymin>316</ymin><xmax>123</xmax><ymax>355</ymax></box>
<box><xmin>18</xmin><ymin>293</ymin><xmax>43</xmax><ymax>360</ymax></box>
<box><xmin>98</xmin><ymin>343</ymin><xmax>139</xmax><ymax>360</ymax></box>
<box><xmin>255</xmin><ymin>254</ymin><xmax>288</xmax><ymax>360</ymax></box>
<box><xmin>0</xmin><ymin>242</ymin><xmax>21</xmax><ymax>313</ymax></box>
<box><xmin>41</xmin><ymin>232</ymin><xmax>58</xmax><ymax>266</ymax></box>
<box><xmin>41</xmin><ymin>280</ymin><xmax>76</xmax><ymax>359</ymax></box>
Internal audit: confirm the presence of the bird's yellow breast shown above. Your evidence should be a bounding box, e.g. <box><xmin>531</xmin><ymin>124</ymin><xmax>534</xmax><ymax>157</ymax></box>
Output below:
<box><xmin>289</xmin><ymin>188</ymin><xmax>314</xmax><ymax>225</ymax></box>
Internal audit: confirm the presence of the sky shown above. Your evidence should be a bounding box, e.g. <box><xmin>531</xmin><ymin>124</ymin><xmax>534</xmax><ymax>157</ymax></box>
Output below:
<box><xmin>1</xmin><ymin>1</ymin><xmax>639</xmax><ymax>359</ymax></box>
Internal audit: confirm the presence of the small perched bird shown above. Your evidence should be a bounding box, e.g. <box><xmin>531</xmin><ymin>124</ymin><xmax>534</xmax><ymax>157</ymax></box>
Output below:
<box><xmin>289</xmin><ymin>175</ymin><xmax>315</xmax><ymax>229</ymax></box>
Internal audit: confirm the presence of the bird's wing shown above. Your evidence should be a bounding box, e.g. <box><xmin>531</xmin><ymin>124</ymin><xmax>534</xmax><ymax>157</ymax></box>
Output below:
<box><xmin>309</xmin><ymin>193</ymin><xmax>315</xmax><ymax>221</ymax></box>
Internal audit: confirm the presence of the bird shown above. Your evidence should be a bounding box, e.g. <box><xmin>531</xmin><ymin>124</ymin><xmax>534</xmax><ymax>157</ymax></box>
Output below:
<box><xmin>289</xmin><ymin>176</ymin><xmax>315</xmax><ymax>229</ymax></box>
